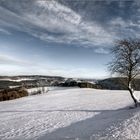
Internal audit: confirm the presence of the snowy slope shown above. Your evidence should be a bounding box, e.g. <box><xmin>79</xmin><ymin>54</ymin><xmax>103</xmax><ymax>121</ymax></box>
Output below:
<box><xmin>27</xmin><ymin>86</ymin><xmax>79</xmax><ymax>95</ymax></box>
<box><xmin>0</xmin><ymin>88</ymin><xmax>140</xmax><ymax>140</ymax></box>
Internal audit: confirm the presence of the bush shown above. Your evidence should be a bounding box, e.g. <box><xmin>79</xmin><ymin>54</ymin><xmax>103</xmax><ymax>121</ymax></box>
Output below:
<box><xmin>78</xmin><ymin>82</ymin><xmax>101</xmax><ymax>89</ymax></box>
<box><xmin>0</xmin><ymin>88</ymin><xmax>28</xmax><ymax>101</ymax></box>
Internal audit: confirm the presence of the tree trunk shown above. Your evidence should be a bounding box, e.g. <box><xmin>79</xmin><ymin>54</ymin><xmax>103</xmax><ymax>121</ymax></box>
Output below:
<box><xmin>128</xmin><ymin>88</ymin><xmax>138</xmax><ymax>107</ymax></box>
<box><xmin>127</xmin><ymin>79</ymin><xmax>138</xmax><ymax>107</ymax></box>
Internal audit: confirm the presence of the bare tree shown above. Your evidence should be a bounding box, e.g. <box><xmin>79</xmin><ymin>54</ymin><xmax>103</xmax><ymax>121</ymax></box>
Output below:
<box><xmin>109</xmin><ymin>39</ymin><xmax>140</xmax><ymax>107</ymax></box>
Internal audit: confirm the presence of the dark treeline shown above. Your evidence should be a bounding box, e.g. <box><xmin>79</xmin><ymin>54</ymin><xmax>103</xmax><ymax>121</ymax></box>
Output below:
<box><xmin>98</xmin><ymin>78</ymin><xmax>140</xmax><ymax>90</ymax></box>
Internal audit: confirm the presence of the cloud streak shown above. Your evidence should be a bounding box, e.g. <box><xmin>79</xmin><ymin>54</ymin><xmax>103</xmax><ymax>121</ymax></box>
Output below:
<box><xmin>0</xmin><ymin>0</ymin><xmax>114</xmax><ymax>50</ymax></box>
<box><xmin>0</xmin><ymin>28</ymin><xmax>11</xmax><ymax>35</ymax></box>
<box><xmin>0</xmin><ymin>55</ymin><xmax>34</xmax><ymax>66</ymax></box>
<box><xmin>0</xmin><ymin>0</ymin><xmax>140</xmax><ymax>54</ymax></box>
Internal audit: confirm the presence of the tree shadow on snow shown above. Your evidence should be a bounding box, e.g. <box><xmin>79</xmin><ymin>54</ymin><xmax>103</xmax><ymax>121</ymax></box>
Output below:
<box><xmin>0</xmin><ymin>108</ymin><xmax>127</xmax><ymax>113</ymax></box>
<box><xmin>38</xmin><ymin>107</ymin><xmax>139</xmax><ymax>140</ymax></box>
<box><xmin>0</xmin><ymin>106</ymin><xmax>139</xmax><ymax>140</ymax></box>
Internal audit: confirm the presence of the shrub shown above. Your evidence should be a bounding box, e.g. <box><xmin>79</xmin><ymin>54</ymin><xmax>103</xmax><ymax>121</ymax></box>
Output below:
<box><xmin>0</xmin><ymin>88</ymin><xmax>28</xmax><ymax>101</ymax></box>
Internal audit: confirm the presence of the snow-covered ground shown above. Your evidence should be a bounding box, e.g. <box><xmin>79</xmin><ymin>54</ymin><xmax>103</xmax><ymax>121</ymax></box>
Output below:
<box><xmin>0</xmin><ymin>78</ymin><xmax>34</xmax><ymax>82</ymax></box>
<box><xmin>27</xmin><ymin>86</ymin><xmax>79</xmax><ymax>95</ymax></box>
<box><xmin>0</xmin><ymin>88</ymin><xmax>140</xmax><ymax>140</ymax></box>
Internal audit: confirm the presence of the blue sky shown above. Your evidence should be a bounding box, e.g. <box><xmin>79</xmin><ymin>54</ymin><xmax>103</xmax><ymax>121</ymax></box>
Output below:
<box><xmin>0</xmin><ymin>0</ymin><xmax>140</xmax><ymax>78</ymax></box>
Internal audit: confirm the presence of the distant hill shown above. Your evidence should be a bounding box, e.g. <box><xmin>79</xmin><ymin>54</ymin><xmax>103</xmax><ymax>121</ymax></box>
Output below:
<box><xmin>0</xmin><ymin>75</ymin><xmax>139</xmax><ymax>91</ymax></box>
<box><xmin>97</xmin><ymin>77</ymin><xmax>140</xmax><ymax>91</ymax></box>
<box><xmin>0</xmin><ymin>75</ymin><xmax>65</xmax><ymax>90</ymax></box>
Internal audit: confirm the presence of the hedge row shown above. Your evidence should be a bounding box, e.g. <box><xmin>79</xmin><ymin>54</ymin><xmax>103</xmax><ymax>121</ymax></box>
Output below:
<box><xmin>0</xmin><ymin>88</ymin><xmax>28</xmax><ymax>101</ymax></box>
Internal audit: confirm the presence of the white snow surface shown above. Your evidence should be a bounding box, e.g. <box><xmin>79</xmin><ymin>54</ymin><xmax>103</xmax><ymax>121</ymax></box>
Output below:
<box><xmin>0</xmin><ymin>78</ymin><xmax>34</xmax><ymax>82</ymax></box>
<box><xmin>27</xmin><ymin>86</ymin><xmax>79</xmax><ymax>95</ymax></box>
<box><xmin>0</xmin><ymin>88</ymin><xmax>140</xmax><ymax>140</ymax></box>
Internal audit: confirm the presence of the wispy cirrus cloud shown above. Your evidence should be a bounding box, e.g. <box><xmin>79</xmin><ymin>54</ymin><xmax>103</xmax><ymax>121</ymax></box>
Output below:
<box><xmin>0</xmin><ymin>0</ymin><xmax>115</xmax><ymax>51</ymax></box>
<box><xmin>94</xmin><ymin>48</ymin><xmax>109</xmax><ymax>54</ymax></box>
<box><xmin>0</xmin><ymin>0</ymin><xmax>140</xmax><ymax>54</ymax></box>
<box><xmin>0</xmin><ymin>54</ymin><xmax>34</xmax><ymax>66</ymax></box>
<box><xmin>1</xmin><ymin>0</ymin><xmax>140</xmax><ymax>76</ymax></box>
<box><xmin>0</xmin><ymin>28</ymin><xmax>11</xmax><ymax>35</ymax></box>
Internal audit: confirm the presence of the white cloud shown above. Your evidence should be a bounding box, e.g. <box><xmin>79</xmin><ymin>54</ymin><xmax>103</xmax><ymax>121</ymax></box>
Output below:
<box><xmin>0</xmin><ymin>55</ymin><xmax>33</xmax><ymax>66</ymax></box>
<box><xmin>36</xmin><ymin>0</ymin><xmax>81</xmax><ymax>25</ymax></box>
<box><xmin>0</xmin><ymin>0</ymin><xmax>115</xmax><ymax>49</ymax></box>
<box><xmin>0</xmin><ymin>28</ymin><xmax>11</xmax><ymax>35</ymax></box>
<box><xmin>1</xmin><ymin>0</ymin><xmax>139</xmax><ymax>51</ymax></box>
<box><xmin>109</xmin><ymin>17</ymin><xmax>140</xmax><ymax>39</ymax></box>
<box><xmin>110</xmin><ymin>17</ymin><xmax>140</xmax><ymax>29</ymax></box>
<box><xmin>110</xmin><ymin>17</ymin><xmax>127</xmax><ymax>27</ymax></box>
<box><xmin>94</xmin><ymin>48</ymin><xmax>109</xmax><ymax>54</ymax></box>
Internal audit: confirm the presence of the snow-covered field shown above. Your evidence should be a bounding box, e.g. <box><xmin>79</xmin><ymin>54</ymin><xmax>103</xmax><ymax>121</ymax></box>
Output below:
<box><xmin>27</xmin><ymin>86</ymin><xmax>79</xmax><ymax>95</ymax></box>
<box><xmin>0</xmin><ymin>88</ymin><xmax>140</xmax><ymax>140</ymax></box>
<box><xmin>0</xmin><ymin>78</ymin><xmax>34</xmax><ymax>82</ymax></box>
